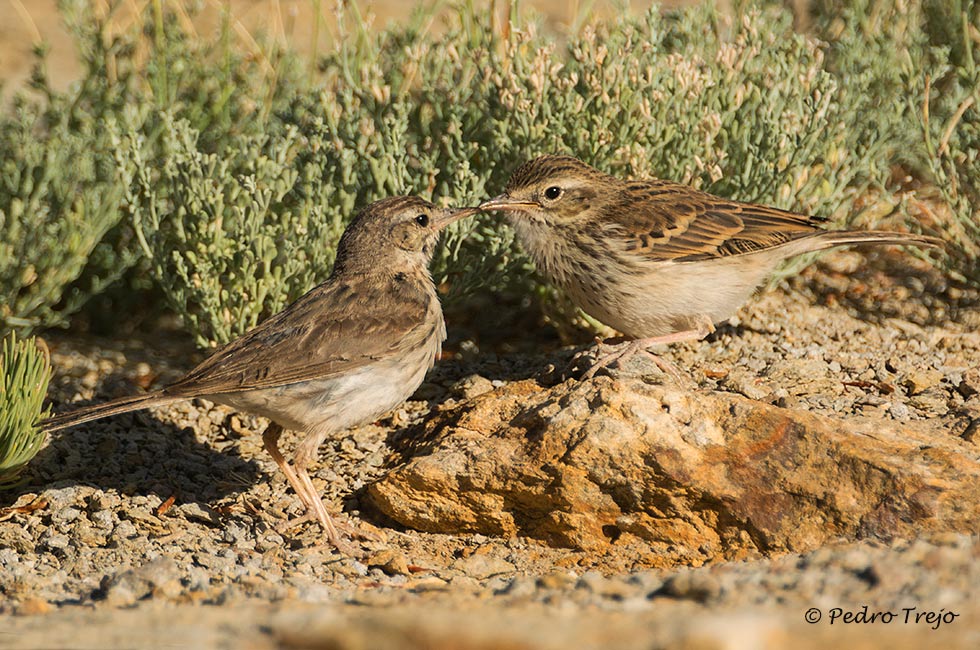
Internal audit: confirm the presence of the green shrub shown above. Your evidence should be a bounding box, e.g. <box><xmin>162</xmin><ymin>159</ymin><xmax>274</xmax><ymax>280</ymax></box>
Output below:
<box><xmin>0</xmin><ymin>334</ymin><xmax>51</xmax><ymax>487</ymax></box>
<box><xmin>812</xmin><ymin>0</ymin><xmax>928</xmax><ymax>172</ymax></box>
<box><xmin>811</xmin><ymin>0</ymin><xmax>980</xmax><ymax>283</ymax></box>
<box><xmin>0</xmin><ymin>95</ymin><xmax>131</xmax><ymax>335</ymax></box>
<box><xmin>115</xmin><ymin>114</ymin><xmax>352</xmax><ymax>348</ymax></box>
<box><xmin>0</xmin><ymin>0</ymin><xmax>307</xmax><ymax>340</ymax></box>
<box><xmin>916</xmin><ymin>0</ymin><xmax>980</xmax><ymax>282</ymax></box>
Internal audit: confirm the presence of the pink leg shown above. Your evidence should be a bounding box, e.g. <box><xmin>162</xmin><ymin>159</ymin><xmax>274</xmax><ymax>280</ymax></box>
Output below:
<box><xmin>262</xmin><ymin>423</ymin><xmax>344</xmax><ymax>550</ymax></box>
<box><xmin>581</xmin><ymin>316</ymin><xmax>715</xmax><ymax>381</ymax></box>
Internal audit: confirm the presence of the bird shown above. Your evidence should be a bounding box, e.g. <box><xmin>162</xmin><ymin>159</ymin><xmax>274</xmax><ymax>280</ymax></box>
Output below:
<box><xmin>479</xmin><ymin>155</ymin><xmax>943</xmax><ymax>378</ymax></box>
<box><xmin>41</xmin><ymin>196</ymin><xmax>478</xmax><ymax>550</ymax></box>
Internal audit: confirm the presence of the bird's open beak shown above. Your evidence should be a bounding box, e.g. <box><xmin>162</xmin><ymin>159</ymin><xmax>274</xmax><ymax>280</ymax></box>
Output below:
<box><xmin>433</xmin><ymin>206</ymin><xmax>480</xmax><ymax>230</ymax></box>
<box><xmin>479</xmin><ymin>194</ymin><xmax>539</xmax><ymax>213</ymax></box>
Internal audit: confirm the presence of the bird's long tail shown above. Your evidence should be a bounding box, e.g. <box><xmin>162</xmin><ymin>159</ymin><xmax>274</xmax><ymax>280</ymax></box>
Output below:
<box><xmin>807</xmin><ymin>230</ymin><xmax>944</xmax><ymax>252</ymax></box>
<box><xmin>40</xmin><ymin>393</ymin><xmax>174</xmax><ymax>433</ymax></box>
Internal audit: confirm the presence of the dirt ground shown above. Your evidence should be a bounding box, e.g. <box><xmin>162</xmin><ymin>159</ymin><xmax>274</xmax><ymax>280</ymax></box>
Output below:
<box><xmin>2</xmin><ymin>251</ymin><xmax>979</xmax><ymax>648</ymax></box>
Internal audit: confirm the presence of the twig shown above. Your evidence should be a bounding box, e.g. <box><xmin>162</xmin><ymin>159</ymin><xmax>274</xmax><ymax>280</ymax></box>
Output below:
<box><xmin>938</xmin><ymin>95</ymin><xmax>975</xmax><ymax>157</ymax></box>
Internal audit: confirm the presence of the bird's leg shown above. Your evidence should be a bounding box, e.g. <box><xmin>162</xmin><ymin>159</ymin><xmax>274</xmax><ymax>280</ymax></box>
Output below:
<box><xmin>262</xmin><ymin>423</ymin><xmax>344</xmax><ymax>549</ymax></box>
<box><xmin>296</xmin><ymin>433</ymin><xmax>389</xmax><ymax>546</ymax></box>
<box><xmin>293</xmin><ymin>461</ymin><xmax>346</xmax><ymax>550</ymax></box>
<box><xmin>581</xmin><ymin>316</ymin><xmax>715</xmax><ymax>381</ymax></box>
<box><xmin>262</xmin><ymin>423</ymin><xmax>311</xmax><ymax>509</ymax></box>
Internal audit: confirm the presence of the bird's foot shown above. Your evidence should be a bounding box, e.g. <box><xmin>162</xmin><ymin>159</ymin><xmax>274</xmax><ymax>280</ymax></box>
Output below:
<box><xmin>579</xmin><ymin>338</ymin><xmax>686</xmax><ymax>382</ymax></box>
<box><xmin>574</xmin><ymin>319</ymin><xmax>714</xmax><ymax>384</ymax></box>
<box><xmin>564</xmin><ymin>335</ymin><xmax>611</xmax><ymax>379</ymax></box>
<box><xmin>275</xmin><ymin>508</ymin><xmax>384</xmax><ymax>549</ymax></box>
<box><xmin>272</xmin><ymin>504</ymin><xmax>353</xmax><ymax>554</ymax></box>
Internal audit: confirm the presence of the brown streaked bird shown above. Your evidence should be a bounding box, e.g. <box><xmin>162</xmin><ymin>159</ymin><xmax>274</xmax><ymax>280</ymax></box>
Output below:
<box><xmin>480</xmin><ymin>155</ymin><xmax>943</xmax><ymax>378</ymax></box>
<box><xmin>41</xmin><ymin>197</ymin><xmax>478</xmax><ymax>550</ymax></box>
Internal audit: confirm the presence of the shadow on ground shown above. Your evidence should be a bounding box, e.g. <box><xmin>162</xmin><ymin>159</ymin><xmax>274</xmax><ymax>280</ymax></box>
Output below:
<box><xmin>4</xmin><ymin>405</ymin><xmax>262</xmax><ymax>510</ymax></box>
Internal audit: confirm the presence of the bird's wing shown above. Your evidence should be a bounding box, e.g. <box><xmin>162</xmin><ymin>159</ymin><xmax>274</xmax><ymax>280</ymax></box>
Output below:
<box><xmin>610</xmin><ymin>180</ymin><xmax>823</xmax><ymax>262</ymax></box>
<box><xmin>163</xmin><ymin>276</ymin><xmax>438</xmax><ymax>397</ymax></box>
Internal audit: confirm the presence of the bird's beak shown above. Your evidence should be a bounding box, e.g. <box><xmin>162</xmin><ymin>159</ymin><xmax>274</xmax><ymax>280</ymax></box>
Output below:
<box><xmin>479</xmin><ymin>194</ymin><xmax>539</xmax><ymax>213</ymax></box>
<box><xmin>433</xmin><ymin>206</ymin><xmax>480</xmax><ymax>230</ymax></box>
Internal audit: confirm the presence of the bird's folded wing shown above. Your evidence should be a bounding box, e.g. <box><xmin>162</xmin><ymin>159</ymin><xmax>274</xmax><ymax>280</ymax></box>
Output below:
<box><xmin>163</xmin><ymin>279</ymin><xmax>434</xmax><ymax>397</ymax></box>
<box><xmin>614</xmin><ymin>181</ymin><xmax>823</xmax><ymax>262</ymax></box>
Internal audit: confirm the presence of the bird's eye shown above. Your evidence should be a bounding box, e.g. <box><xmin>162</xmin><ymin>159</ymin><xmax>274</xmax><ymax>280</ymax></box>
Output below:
<box><xmin>415</xmin><ymin>213</ymin><xmax>430</xmax><ymax>227</ymax></box>
<box><xmin>544</xmin><ymin>186</ymin><xmax>562</xmax><ymax>200</ymax></box>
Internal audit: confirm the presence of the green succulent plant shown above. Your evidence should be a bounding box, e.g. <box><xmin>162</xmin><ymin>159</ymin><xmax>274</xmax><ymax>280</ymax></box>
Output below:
<box><xmin>0</xmin><ymin>334</ymin><xmax>52</xmax><ymax>487</ymax></box>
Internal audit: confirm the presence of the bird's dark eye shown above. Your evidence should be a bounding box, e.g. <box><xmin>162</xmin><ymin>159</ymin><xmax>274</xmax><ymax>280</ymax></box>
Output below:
<box><xmin>415</xmin><ymin>213</ymin><xmax>430</xmax><ymax>227</ymax></box>
<box><xmin>544</xmin><ymin>186</ymin><xmax>562</xmax><ymax>200</ymax></box>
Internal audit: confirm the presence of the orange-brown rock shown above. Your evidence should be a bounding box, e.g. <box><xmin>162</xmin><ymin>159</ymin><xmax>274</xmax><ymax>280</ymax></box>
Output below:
<box><xmin>369</xmin><ymin>377</ymin><xmax>980</xmax><ymax>563</ymax></box>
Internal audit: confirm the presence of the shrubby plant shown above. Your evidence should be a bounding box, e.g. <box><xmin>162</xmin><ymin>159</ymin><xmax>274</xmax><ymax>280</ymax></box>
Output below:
<box><xmin>811</xmin><ymin>0</ymin><xmax>980</xmax><ymax>282</ymax></box>
<box><xmin>0</xmin><ymin>0</ymin><xmax>293</xmax><ymax>338</ymax></box>
<box><xmin>915</xmin><ymin>0</ymin><xmax>980</xmax><ymax>282</ymax></box>
<box><xmin>115</xmin><ymin>115</ymin><xmax>352</xmax><ymax>348</ymax></box>
<box><xmin>0</xmin><ymin>334</ymin><xmax>51</xmax><ymax>487</ymax></box>
<box><xmin>0</xmin><ymin>96</ymin><xmax>131</xmax><ymax>335</ymax></box>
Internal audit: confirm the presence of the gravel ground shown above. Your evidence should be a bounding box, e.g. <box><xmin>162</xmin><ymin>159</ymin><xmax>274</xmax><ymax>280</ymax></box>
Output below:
<box><xmin>1</xmin><ymin>251</ymin><xmax>978</xmax><ymax>648</ymax></box>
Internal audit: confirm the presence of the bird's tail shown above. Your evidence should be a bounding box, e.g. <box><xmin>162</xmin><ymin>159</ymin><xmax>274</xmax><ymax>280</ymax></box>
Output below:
<box><xmin>806</xmin><ymin>230</ymin><xmax>944</xmax><ymax>252</ymax></box>
<box><xmin>40</xmin><ymin>393</ymin><xmax>173</xmax><ymax>433</ymax></box>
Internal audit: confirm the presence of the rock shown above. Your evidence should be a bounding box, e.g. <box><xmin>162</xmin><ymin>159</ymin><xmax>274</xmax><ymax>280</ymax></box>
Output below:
<box><xmin>365</xmin><ymin>549</ymin><xmax>410</xmax><ymax>576</ymax></box>
<box><xmin>409</xmin><ymin>576</ymin><xmax>449</xmax><ymax>592</ymax></box>
<box><xmin>334</xmin><ymin>560</ymin><xmax>369</xmax><ymax>578</ymax></box>
<box><xmin>14</xmin><ymin>598</ymin><xmax>53</xmax><ymax>616</ymax></box>
<box><xmin>228</xmin><ymin>414</ymin><xmax>251</xmax><ymax>437</ymax></box>
<box><xmin>536</xmin><ymin>571</ymin><xmax>579</xmax><ymax>590</ymax></box>
<box><xmin>954</xmin><ymin>399</ymin><xmax>980</xmax><ymax>443</ymax></box>
<box><xmin>178</xmin><ymin>502</ymin><xmax>220</xmax><ymax>525</ymax></box>
<box><xmin>98</xmin><ymin>557</ymin><xmax>181</xmax><ymax>607</ymax></box>
<box><xmin>722</xmin><ymin>369</ymin><xmax>771</xmax><ymax>400</ymax></box>
<box><xmin>576</xmin><ymin>571</ymin><xmax>635</xmax><ymax>599</ymax></box>
<box><xmin>89</xmin><ymin>509</ymin><xmax>115</xmax><ymax>529</ymax></box>
<box><xmin>112</xmin><ymin>520</ymin><xmax>139</xmax><ymax>540</ymax></box>
<box><xmin>51</xmin><ymin>507</ymin><xmax>82</xmax><ymax>528</ymax></box>
<box><xmin>39</xmin><ymin>531</ymin><xmax>70</xmax><ymax>552</ymax></box>
<box><xmin>889</xmin><ymin>401</ymin><xmax>911</xmax><ymax>419</ymax></box>
<box><xmin>655</xmin><ymin>570</ymin><xmax>722</xmax><ymax>603</ymax></box>
<box><xmin>452</xmin><ymin>553</ymin><xmax>516</xmax><ymax>579</ymax></box>
<box><xmin>958</xmin><ymin>369</ymin><xmax>980</xmax><ymax>398</ymax></box>
<box><xmin>498</xmin><ymin>576</ymin><xmax>537</xmax><ymax>597</ymax></box>
<box><xmin>369</xmin><ymin>377</ymin><xmax>980</xmax><ymax>562</ymax></box>
<box><xmin>904</xmin><ymin>369</ymin><xmax>944</xmax><ymax>395</ymax></box>
<box><xmin>909</xmin><ymin>391</ymin><xmax>949</xmax><ymax>416</ymax></box>
<box><xmin>71</xmin><ymin>519</ymin><xmax>109</xmax><ymax>546</ymax></box>
<box><xmin>451</xmin><ymin>375</ymin><xmax>495</xmax><ymax>400</ymax></box>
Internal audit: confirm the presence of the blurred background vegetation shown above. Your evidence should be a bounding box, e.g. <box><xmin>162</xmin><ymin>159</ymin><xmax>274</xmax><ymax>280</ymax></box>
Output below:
<box><xmin>0</xmin><ymin>0</ymin><xmax>977</xmax><ymax>350</ymax></box>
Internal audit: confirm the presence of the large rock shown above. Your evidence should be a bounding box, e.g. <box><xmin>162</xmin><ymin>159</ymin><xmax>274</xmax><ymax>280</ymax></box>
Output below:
<box><xmin>368</xmin><ymin>377</ymin><xmax>980</xmax><ymax>563</ymax></box>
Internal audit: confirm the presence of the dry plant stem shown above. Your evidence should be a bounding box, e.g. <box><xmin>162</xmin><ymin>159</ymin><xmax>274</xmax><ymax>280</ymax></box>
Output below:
<box><xmin>938</xmin><ymin>95</ymin><xmax>975</xmax><ymax>157</ymax></box>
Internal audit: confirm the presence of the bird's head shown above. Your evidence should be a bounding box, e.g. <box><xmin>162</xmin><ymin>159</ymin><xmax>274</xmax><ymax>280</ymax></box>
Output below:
<box><xmin>333</xmin><ymin>196</ymin><xmax>478</xmax><ymax>275</ymax></box>
<box><xmin>479</xmin><ymin>155</ymin><xmax>615</xmax><ymax>225</ymax></box>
